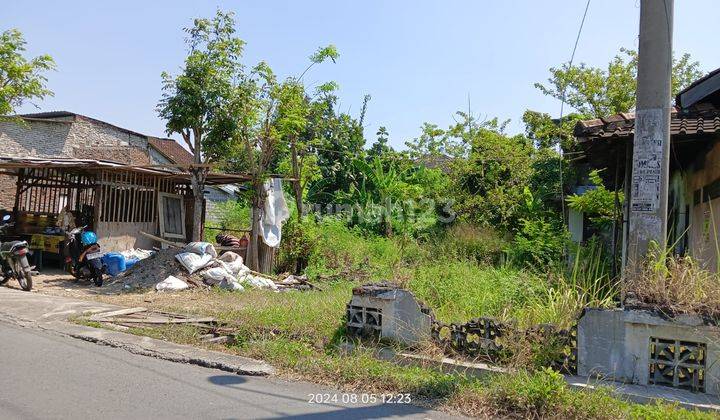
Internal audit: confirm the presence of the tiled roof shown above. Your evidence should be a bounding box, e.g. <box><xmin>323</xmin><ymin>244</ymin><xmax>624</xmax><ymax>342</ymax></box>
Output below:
<box><xmin>148</xmin><ymin>137</ymin><xmax>194</xmax><ymax>165</ymax></box>
<box><xmin>574</xmin><ymin>105</ymin><xmax>720</xmax><ymax>141</ymax></box>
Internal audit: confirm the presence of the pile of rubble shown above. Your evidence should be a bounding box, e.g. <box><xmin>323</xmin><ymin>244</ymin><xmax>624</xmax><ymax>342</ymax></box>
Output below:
<box><xmin>108</xmin><ymin>248</ymin><xmax>204</xmax><ymax>291</ymax></box>
<box><xmin>109</xmin><ymin>241</ymin><xmax>317</xmax><ymax>293</ymax></box>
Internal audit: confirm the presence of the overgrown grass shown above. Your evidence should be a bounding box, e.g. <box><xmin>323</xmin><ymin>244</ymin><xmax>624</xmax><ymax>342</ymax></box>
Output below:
<box><xmin>627</xmin><ymin>246</ymin><xmax>720</xmax><ymax>320</ymax></box>
<box><xmin>74</xmin><ymin>311</ymin><xmax>713</xmax><ymax>419</ymax></box>
<box><xmin>83</xmin><ymin>217</ymin><xmax>713</xmax><ymax>417</ymax></box>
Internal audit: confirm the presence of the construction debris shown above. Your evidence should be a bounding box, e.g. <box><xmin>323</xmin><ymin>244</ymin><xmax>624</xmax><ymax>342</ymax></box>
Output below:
<box><xmin>86</xmin><ymin>307</ymin><xmax>238</xmax><ymax>344</ymax></box>
<box><xmin>107</xmin><ymin>240</ymin><xmax>318</xmax><ymax>294</ymax></box>
<box><xmin>108</xmin><ymin>247</ymin><xmax>206</xmax><ymax>291</ymax></box>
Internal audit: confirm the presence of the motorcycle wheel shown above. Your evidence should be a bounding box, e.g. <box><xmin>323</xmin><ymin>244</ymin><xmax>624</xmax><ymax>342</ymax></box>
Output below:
<box><xmin>16</xmin><ymin>264</ymin><xmax>32</xmax><ymax>291</ymax></box>
<box><xmin>93</xmin><ymin>273</ymin><xmax>103</xmax><ymax>287</ymax></box>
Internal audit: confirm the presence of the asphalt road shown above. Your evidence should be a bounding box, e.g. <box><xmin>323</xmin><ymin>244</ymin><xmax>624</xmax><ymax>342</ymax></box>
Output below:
<box><xmin>0</xmin><ymin>322</ymin><xmax>454</xmax><ymax>420</ymax></box>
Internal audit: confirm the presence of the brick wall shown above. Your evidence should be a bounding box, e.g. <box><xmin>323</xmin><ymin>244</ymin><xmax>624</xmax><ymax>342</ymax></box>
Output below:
<box><xmin>0</xmin><ymin>175</ymin><xmax>17</xmax><ymax>211</ymax></box>
<box><xmin>0</xmin><ymin>119</ymin><xmax>73</xmax><ymax>157</ymax></box>
<box><xmin>0</xmin><ymin>115</ymin><xmax>154</xmax><ymax>209</ymax></box>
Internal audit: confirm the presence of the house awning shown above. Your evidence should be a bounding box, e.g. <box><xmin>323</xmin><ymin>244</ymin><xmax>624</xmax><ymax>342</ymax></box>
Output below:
<box><xmin>0</xmin><ymin>157</ymin><xmax>252</xmax><ymax>185</ymax></box>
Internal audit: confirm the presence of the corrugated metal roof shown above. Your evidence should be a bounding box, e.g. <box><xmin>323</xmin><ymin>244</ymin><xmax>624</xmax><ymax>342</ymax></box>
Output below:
<box><xmin>0</xmin><ymin>156</ymin><xmax>251</xmax><ymax>185</ymax></box>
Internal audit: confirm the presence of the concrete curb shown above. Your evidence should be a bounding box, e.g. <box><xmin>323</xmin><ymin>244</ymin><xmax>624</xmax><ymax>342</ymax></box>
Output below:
<box><xmin>51</xmin><ymin>321</ymin><xmax>274</xmax><ymax>376</ymax></box>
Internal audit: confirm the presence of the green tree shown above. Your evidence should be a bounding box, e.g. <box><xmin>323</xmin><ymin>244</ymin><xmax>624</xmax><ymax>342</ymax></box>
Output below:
<box><xmin>368</xmin><ymin>126</ymin><xmax>392</xmax><ymax>158</ymax></box>
<box><xmin>534</xmin><ymin>48</ymin><xmax>702</xmax><ymax>118</ymax></box>
<box><xmin>278</xmin><ymin>46</ymin><xmax>339</xmax><ymax>220</ymax></box>
<box><xmin>449</xmin><ymin>115</ymin><xmax>535</xmax><ymax>229</ymax></box>
<box><xmin>526</xmin><ymin>48</ymin><xmax>703</xmax><ymax>149</ymax></box>
<box><xmin>0</xmin><ymin>28</ymin><xmax>55</xmax><ymax>117</ymax></box>
<box><xmin>157</xmin><ymin>10</ymin><xmax>244</xmax><ymax>241</ymax></box>
<box><xmin>307</xmin><ymin>94</ymin><xmax>369</xmax><ymax>204</ymax></box>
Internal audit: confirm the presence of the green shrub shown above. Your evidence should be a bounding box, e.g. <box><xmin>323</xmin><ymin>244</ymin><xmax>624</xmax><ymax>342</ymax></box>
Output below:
<box><xmin>507</xmin><ymin>218</ymin><xmax>569</xmax><ymax>268</ymax></box>
<box><xmin>276</xmin><ymin>216</ymin><xmax>319</xmax><ymax>274</ymax></box>
<box><xmin>304</xmin><ymin>217</ymin><xmax>406</xmax><ymax>280</ymax></box>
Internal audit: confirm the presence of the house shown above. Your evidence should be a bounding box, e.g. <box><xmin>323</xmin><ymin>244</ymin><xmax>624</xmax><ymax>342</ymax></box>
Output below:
<box><xmin>0</xmin><ymin>112</ymin><xmax>249</xmax><ymax>254</ymax></box>
<box><xmin>572</xmin><ymin>68</ymin><xmax>720</xmax><ymax>270</ymax></box>
<box><xmin>0</xmin><ymin>111</ymin><xmax>239</xmax><ymax>223</ymax></box>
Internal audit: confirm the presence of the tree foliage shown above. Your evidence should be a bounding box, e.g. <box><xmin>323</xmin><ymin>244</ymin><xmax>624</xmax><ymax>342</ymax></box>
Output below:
<box><xmin>534</xmin><ymin>48</ymin><xmax>702</xmax><ymax>118</ymax></box>
<box><xmin>0</xmin><ymin>28</ymin><xmax>55</xmax><ymax>116</ymax></box>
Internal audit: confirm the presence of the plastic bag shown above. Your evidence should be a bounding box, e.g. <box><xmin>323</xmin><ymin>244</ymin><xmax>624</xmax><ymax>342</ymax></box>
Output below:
<box><xmin>155</xmin><ymin>275</ymin><xmax>189</xmax><ymax>291</ymax></box>
<box><xmin>175</xmin><ymin>252</ymin><xmax>213</xmax><ymax>274</ymax></box>
<box><xmin>185</xmin><ymin>242</ymin><xmax>217</xmax><ymax>257</ymax></box>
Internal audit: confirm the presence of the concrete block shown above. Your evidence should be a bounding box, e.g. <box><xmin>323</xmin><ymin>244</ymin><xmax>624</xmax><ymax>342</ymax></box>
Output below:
<box><xmin>347</xmin><ymin>283</ymin><xmax>432</xmax><ymax>346</ymax></box>
<box><xmin>578</xmin><ymin>308</ymin><xmax>720</xmax><ymax>395</ymax></box>
<box><xmin>578</xmin><ymin>308</ymin><xmax>628</xmax><ymax>381</ymax></box>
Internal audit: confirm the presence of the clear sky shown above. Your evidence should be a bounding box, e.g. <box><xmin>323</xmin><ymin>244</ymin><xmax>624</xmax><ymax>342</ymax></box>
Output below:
<box><xmin>4</xmin><ymin>1</ymin><xmax>718</xmax><ymax>149</ymax></box>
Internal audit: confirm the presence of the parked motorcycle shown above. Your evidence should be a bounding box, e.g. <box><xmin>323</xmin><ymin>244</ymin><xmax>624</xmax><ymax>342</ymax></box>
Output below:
<box><xmin>0</xmin><ymin>214</ymin><xmax>34</xmax><ymax>291</ymax></box>
<box><xmin>63</xmin><ymin>226</ymin><xmax>104</xmax><ymax>287</ymax></box>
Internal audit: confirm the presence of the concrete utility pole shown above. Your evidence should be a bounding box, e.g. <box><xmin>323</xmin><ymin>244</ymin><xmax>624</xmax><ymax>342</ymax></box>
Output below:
<box><xmin>627</xmin><ymin>0</ymin><xmax>674</xmax><ymax>268</ymax></box>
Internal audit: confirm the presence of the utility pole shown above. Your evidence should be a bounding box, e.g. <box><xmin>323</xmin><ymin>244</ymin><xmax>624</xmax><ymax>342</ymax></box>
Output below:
<box><xmin>627</xmin><ymin>0</ymin><xmax>674</xmax><ymax>268</ymax></box>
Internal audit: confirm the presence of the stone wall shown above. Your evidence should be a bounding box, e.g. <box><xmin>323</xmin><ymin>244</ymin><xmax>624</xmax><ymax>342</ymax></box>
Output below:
<box><xmin>0</xmin><ymin>119</ymin><xmax>73</xmax><ymax>157</ymax></box>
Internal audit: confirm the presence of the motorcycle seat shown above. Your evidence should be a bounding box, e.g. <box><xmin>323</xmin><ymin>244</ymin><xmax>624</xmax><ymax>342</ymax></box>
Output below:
<box><xmin>1</xmin><ymin>241</ymin><xmax>28</xmax><ymax>252</ymax></box>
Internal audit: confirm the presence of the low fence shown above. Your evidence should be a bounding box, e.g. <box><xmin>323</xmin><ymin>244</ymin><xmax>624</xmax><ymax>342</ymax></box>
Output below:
<box><xmin>431</xmin><ymin>317</ymin><xmax>578</xmax><ymax>374</ymax></box>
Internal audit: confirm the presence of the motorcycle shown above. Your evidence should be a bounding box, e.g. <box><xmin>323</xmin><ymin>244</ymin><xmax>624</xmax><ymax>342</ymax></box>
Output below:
<box><xmin>0</xmin><ymin>214</ymin><xmax>34</xmax><ymax>291</ymax></box>
<box><xmin>63</xmin><ymin>226</ymin><xmax>104</xmax><ymax>287</ymax></box>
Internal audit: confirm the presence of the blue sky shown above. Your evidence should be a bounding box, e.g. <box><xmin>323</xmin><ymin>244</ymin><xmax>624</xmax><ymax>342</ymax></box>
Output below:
<box><xmin>4</xmin><ymin>1</ymin><xmax>718</xmax><ymax>149</ymax></box>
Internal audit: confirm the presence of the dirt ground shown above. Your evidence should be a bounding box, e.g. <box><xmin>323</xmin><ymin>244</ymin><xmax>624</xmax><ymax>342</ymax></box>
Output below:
<box><xmin>12</xmin><ymin>266</ymin><xmax>235</xmax><ymax>316</ymax></box>
<box><xmin>6</xmin><ymin>268</ymin><xmax>112</xmax><ymax>298</ymax></box>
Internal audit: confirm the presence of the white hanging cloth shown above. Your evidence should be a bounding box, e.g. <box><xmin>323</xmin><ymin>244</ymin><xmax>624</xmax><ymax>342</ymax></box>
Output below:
<box><xmin>260</xmin><ymin>177</ymin><xmax>290</xmax><ymax>247</ymax></box>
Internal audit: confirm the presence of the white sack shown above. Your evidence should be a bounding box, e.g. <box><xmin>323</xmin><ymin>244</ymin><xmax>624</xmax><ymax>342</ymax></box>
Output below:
<box><xmin>120</xmin><ymin>248</ymin><xmax>155</xmax><ymax>261</ymax></box>
<box><xmin>175</xmin><ymin>252</ymin><xmax>213</xmax><ymax>274</ymax></box>
<box><xmin>218</xmin><ymin>251</ymin><xmax>248</xmax><ymax>275</ymax></box>
<box><xmin>260</xmin><ymin>178</ymin><xmax>289</xmax><ymax>247</ymax></box>
<box><xmin>185</xmin><ymin>242</ymin><xmax>218</xmax><ymax>257</ymax></box>
<box><xmin>202</xmin><ymin>266</ymin><xmax>235</xmax><ymax>285</ymax></box>
<box><xmin>219</xmin><ymin>279</ymin><xmax>245</xmax><ymax>291</ymax></box>
<box><xmin>244</xmin><ymin>274</ymin><xmax>278</xmax><ymax>290</ymax></box>
<box><xmin>155</xmin><ymin>275</ymin><xmax>189</xmax><ymax>291</ymax></box>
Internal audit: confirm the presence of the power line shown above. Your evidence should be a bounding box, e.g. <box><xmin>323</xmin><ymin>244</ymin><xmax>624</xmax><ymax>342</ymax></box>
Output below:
<box><xmin>558</xmin><ymin>0</ymin><xmax>592</xmax><ymax>226</ymax></box>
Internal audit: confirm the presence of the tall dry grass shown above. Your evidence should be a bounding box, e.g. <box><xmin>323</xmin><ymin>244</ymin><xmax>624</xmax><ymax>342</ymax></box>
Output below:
<box><xmin>625</xmin><ymin>246</ymin><xmax>720</xmax><ymax>319</ymax></box>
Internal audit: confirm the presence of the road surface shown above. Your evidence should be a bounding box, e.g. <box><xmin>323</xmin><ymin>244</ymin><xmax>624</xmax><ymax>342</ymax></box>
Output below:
<box><xmin>0</xmin><ymin>322</ymin><xmax>454</xmax><ymax>419</ymax></box>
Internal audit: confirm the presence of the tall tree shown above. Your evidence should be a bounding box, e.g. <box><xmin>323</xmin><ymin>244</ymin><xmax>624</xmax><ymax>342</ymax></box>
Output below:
<box><xmin>526</xmin><ymin>48</ymin><xmax>703</xmax><ymax>149</ymax></box>
<box><xmin>157</xmin><ymin>10</ymin><xmax>244</xmax><ymax>241</ymax></box>
<box><xmin>279</xmin><ymin>46</ymin><xmax>339</xmax><ymax>220</ymax></box>
<box><xmin>0</xmin><ymin>28</ymin><xmax>55</xmax><ymax>117</ymax></box>
<box><xmin>534</xmin><ymin>48</ymin><xmax>702</xmax><ymax>118</ymax></box>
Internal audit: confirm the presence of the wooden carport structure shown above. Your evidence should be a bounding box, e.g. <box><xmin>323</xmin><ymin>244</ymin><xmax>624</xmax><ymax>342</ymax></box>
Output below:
<box><xmin>0</xmin><ymin>157</ymin><xmax>250</xmax><ymax>253</ymax></box>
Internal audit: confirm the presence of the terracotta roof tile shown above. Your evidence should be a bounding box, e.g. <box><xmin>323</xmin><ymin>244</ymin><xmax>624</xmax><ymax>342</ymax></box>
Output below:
<box><xmin>574</xmin><ymin>106</ymin><xmax>720</xmax><ymax>141</ymax></box>
<box><xmin>148</xmin><ymin>137</ymin><xmax>194</xmax><ymax>165</ymax></box>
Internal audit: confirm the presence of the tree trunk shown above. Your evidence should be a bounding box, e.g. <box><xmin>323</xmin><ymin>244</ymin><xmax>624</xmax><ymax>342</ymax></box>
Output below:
<box><xmin>247</xmin><ymin>181</ymin><xmax>265</xmax><ymax>271</ymax></box>
<box><xmin>248</xmin><ymin>203</ymin><xmax>261</xmax><ymax>271</ymax></box>
<box><xmin>190</xmin><ymin>170</ymin><xmax>204</xmax><ymax>241</ymax></box>
<box><xmin>290</xmin><ymin>141</ymin><xmax>303</xmax><ymax>221</ymax></box>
